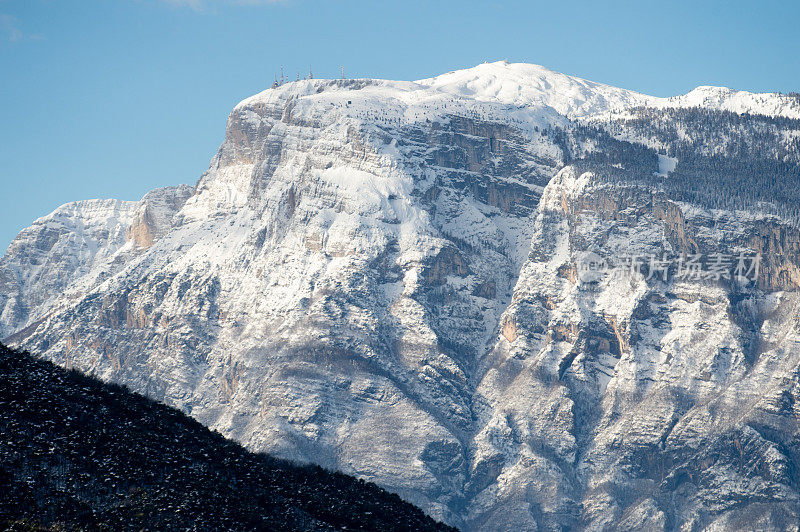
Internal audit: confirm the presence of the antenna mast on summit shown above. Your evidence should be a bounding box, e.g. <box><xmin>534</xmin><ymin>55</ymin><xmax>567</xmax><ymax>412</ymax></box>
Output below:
<box><xmin>280</xmin><ymin>65</ymin><xmax>285</xmax><ymax>85</ymax></box>
<box><xmin>341</xmin><ymin>65</ymin><xmax>344</xmax><ymax>80</ymax></box>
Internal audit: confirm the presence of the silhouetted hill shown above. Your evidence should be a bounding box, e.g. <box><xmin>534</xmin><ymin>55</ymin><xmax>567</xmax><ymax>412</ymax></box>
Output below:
<box><xmin>0</xmin><ymin>343</ymin><xmax>456</xmax><ymax>531</ymax></box>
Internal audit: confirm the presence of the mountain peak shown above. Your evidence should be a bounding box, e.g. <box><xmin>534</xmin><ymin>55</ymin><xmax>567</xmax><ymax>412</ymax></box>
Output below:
<box><xmin>416</xmin><ymin>60</ymin><xmax>656</xmax><ymax>118</ymax></box>
<box><xmin>666</xmin><ymin>84</ymin><xmax>800</xmax><ymax>118</ymax></box>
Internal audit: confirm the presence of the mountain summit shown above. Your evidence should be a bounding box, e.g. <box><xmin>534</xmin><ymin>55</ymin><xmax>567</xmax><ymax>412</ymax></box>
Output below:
<box><xmin>417</xmin><ymin>61</ymin><xmax>657</xmax><ymax>117</ymax></box>
<box><xmin>3</xmin><ymin>62</ymin><xmax>800</xmax><ymax>530</ymax></box>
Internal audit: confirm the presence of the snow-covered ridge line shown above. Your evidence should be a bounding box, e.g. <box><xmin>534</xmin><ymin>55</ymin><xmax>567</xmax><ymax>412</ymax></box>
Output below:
<box><xmin>416</xmin><ymin>61</ymin><xmax>658</xmax><ymax>119</ymax></box>
<box><xmin>664</xmin><ymin>85</ymin><xmax>800</xmax><ymax>119</ymax></box>
<box><xmin>235</xmin><ymin>60</ymin><xmax>800</xmax><ymax>121</ymax></box>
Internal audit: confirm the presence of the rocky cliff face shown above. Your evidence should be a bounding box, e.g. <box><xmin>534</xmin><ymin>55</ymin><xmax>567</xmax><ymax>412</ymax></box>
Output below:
<box><xmin>3</xmin><ymin>61</ymin><xmax>800</xmax><ymax>530</ymax></box>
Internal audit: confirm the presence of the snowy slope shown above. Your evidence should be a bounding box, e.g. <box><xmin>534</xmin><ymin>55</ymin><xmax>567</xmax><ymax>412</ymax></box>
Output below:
<box><xmin>666</xmin><ymin>85</ymin><xmax>800</xmax><ymax>119</ymax></box>
<box><xmin>0</xmin><ymin>199</ymin><xmax>138</xmax><ymax>339</ymax></box>
<box><xmin>420</xmin><ymin>60</ymin><xmax>800</xmax><ymax>120</ymax></box>
<box><xmin>418</xmin><ymin>60</ymin><xmax>658</xmax><ymax>118</ymax></box>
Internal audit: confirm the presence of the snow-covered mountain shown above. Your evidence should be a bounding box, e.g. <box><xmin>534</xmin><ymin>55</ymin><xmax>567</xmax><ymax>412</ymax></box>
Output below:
<box><xmin>665</xmin><ymin>85</ymin><xmax>800</xmax><ymax>119</ymax></box>
<box><xmin>3</xmin><ymin>61</ymin><xmax>800</xmax><ymax>530</ymax></box>
<box><xmin>417</xmin><ymin>61</ymin><xmax>658</xmax><ymax>118</ymax></box>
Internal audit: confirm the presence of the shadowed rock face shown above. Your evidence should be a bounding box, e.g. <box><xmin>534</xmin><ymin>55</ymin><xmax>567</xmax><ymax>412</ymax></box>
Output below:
<box><xmin>3</xmin><ymin>63</ymin><xmax>800</xmax><ymax>530</ymax></box>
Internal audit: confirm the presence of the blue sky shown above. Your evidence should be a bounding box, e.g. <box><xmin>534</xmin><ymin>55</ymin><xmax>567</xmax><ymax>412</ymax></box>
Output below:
<box><xmin>1</xmin><ymin>0</ymin><xmax>798</xmax><ymax>251</ymax></box>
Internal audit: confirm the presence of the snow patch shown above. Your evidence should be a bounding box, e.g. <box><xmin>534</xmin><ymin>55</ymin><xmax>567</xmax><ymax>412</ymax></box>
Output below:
<box><xmin>655</xmin><ymin>154</ymin><xmax>678</xmax><ymax>177</ymax></box>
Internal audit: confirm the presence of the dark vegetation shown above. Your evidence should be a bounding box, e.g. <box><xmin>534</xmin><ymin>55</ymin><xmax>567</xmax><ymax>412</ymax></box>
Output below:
<box><xmin>0</xmin><ymin>343</ymin><xmax>456</xmax><ymax>531</ymax></box>
<box><xmin>598</xmin><ymin>107</ymin><xmax>800</xmax><ymax>221</ymax></box>
<box><xmin>545</xmin><ymin>107</ymin><xmax>800</xmax><ymax>224</ymax></box>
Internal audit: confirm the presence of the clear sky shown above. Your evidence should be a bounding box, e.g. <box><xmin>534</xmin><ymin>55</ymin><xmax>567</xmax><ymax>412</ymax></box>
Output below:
<box><xmin>1</xmin><ymin>0</ymin><xmax>798</xmax><ymax>251</ymax></box>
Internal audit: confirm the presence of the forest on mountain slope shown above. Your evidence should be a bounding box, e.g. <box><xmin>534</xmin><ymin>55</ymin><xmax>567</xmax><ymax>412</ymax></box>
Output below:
<box><xmin>596</xmin><ymin>107</ymin><xmax>800</xmax><ymax>222</ymax></box>
<box><xmin>0</xmin><ymin>343</ymin><xmax>455</xmax><ymax>531</ymax></box>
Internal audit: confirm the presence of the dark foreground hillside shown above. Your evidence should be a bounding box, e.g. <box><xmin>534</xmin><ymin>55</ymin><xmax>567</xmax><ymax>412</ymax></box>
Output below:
<box><xmin>0</xmin><ymin>344</ymin><xmax>455</xmax><ymax>531</ymax></box>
